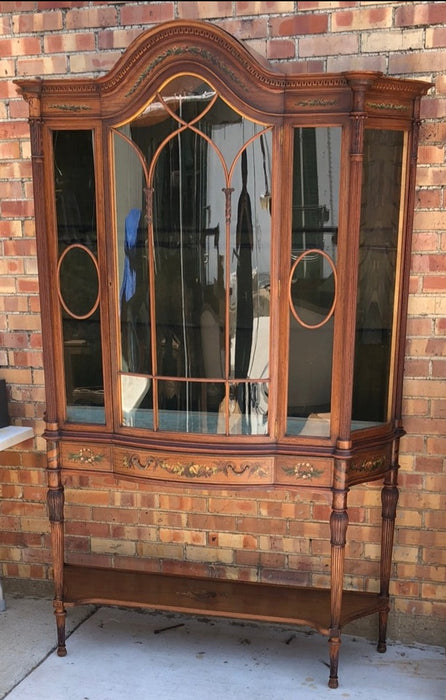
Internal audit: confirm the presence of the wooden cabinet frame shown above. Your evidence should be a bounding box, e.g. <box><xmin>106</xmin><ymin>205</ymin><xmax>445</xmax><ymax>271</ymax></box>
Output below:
<box><xmin>16</xmin><ymin>20</ymin><xmax>430</xmax><ymax>688</ymax></box>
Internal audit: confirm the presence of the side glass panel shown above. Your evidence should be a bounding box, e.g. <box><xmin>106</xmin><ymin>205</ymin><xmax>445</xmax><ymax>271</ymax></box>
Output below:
<box><xmin>114</xmin><ymin>132</ymin><xmax>153</xmax><ymax>428</ymax></box>
<box><xmin>286</xmin><ymin>127</ymin><xmax>341</xmax><ymax>437</ymax></box>
<box><xmin>352</xmin><ymin>129</ymin><xmax>404</xmax><ymax>429</ymax></box>
<box><xmin>53</xmin><ymin>130</ymin><xmax>105</xmax><ymax>424</ymax></box>
<box><xmin>113</xmin><ymin>75</ymin><xmax>272</xmax><ymax>434</ymax></box>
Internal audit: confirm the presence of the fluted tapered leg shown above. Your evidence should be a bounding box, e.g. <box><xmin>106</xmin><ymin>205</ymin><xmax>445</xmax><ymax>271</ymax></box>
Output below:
<box><xmin>329</xmin><ymin>487</ymin><xmax>349</xmax><ymax>688</ymax></box>
<box><xmin>47</xmin><ymin>441</ymin><xmax>67</xmax><ymax>656</ymax></box>
<box><xmin>378</xmin><ymin>469</ymin><xmax>399</xmax><ymax>653</ymax></box>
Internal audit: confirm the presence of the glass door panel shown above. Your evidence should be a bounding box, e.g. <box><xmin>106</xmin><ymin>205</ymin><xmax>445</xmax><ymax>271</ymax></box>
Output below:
<box><xmin>114</xmin><ymin>130</ymin><xmax>153</xmax><ymax>427</ymax></box>
<box><xmin>286</xmin><ymin>127</ymin><xmax>341</xmax><ymax>437</ymax></box>
<box><xmin>113</xmin><ymin>75</ymin><xmax>272</xmax><ymax>435</ymax></box>
<box><xmin>352</xmin><ymin>129</ymin><xmax>404</xmax><ymax>429</ymax></box>
<box><xmin>228</xmin><ymin>133</ymin><xmax>271</xmax><ymax>435</ymax></box>
<box><xmin>115</xmin><ymin>133</ymin><xmax>150</xmax><ymax>376</ymax></box>
<box><xmin>53</xmin><ymin>130</ymin><xmax>105</xmax><ymax>424</ymax></box>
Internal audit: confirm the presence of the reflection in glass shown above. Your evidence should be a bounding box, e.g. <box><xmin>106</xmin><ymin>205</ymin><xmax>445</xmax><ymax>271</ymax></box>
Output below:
<box><xmin>157</xmin><ymin>381</ymin><xmax>222</xmax><ymax>433</ymax></box>
<box><xmin>229</xmin><ymin>139</ymin><xmax>271</xmax><ymax>382</ymax></box>
<box><xmin>53</xmin><ymin>130</ymin><xmax>104</xmax><ymax>424</ymax></box>
<box><xmin>352</xmin><ymin>129</ymin><xmax>404</xmax><ymax>427</ymax></box>
<box><xmin>121</xmin><ymin>374</ymin><xmax>152</xmax><ymax>428</ymax></box>
<box><xmin>289</xmin><ymin>249</ymin><xmax>336</xmax><ymax>327</ymax></box>
<box><xmin>114</xmin><ymin>133</ymin><xmax>151</xmax><ymax>376</ymax></box>
<box><xmin>287</xmin><ymin>127</ymin><xmax>341</xmax><ymax>436</ymax></box>
<box><xmin>58</xmin><ymin>246</ymin><xmax>99</xmax><ymax>318</ymax></box>
<box><xmin>216</xmin><ymin>382</ymin><xmax>269</xmax><ymax>436</ymax></box>
<box><xmin>114</xmin><ymin>75</ymin><xmax>271</xmax><ymax>434</ymax></box>
<box><xmin>153</xmin><ymin>380</ymin><xmax>268</xmax><ymax>435</ymax></box>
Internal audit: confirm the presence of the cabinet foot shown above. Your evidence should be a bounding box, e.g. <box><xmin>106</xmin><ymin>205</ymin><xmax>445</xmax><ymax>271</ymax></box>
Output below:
<box><xmin>328</xmin><ymin>634</ymin><xmax>341</xmax><ymax>689</ymax></box>
<box><xmin>378</xmin><ymin>607</ymin><xmax>389</xmax><ymax>653</ymax></box>
<box><xmin>54</xmin><ymin>601</ymin><xmax>67</xmax><ymax>657</ymax></box>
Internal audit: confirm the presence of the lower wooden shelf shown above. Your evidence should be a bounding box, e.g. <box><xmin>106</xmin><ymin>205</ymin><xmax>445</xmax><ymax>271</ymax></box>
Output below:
<box><xmin>63</xmin><ymin>564</ymin><xmax>387</xmax><ymax>636</ymax></box>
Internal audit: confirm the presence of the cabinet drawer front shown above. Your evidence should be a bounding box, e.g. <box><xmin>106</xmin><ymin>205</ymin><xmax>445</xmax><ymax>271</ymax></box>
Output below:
<box><xmin>275</xmin><ymin>456</ymin><xmax>332</xmax><ymax>487</ymax></box>
<box><xmin>348</xmin><ymin>446</ymin><xmax>392</xmax><ymax>485</ymax></box>
<box><xmin>61</xmin><ymin>443</ymin><xmax>111</xmax><ymax>471</ymax></box>
<box><xmin>113</xmin><ymin>448</ymin><xmax>274</xmax><ymax>485</ymax></box>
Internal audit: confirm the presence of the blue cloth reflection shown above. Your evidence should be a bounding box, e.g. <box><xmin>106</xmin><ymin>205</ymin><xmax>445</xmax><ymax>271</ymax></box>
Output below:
<box><xmin>120</xmin><ymin>208</ymin><xmax>142</xmax><ymax>303</ymax></box>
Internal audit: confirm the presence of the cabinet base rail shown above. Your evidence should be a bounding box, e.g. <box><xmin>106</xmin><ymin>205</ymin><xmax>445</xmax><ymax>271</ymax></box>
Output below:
<box><xmin>54</xmin><ymin>564</ymin><xmax>390</xmax><ymax>689</ymax></box>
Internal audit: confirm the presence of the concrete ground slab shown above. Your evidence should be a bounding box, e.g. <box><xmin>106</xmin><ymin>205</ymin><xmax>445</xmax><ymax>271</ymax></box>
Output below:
<box><xmin>1</xmin><ymin>600</ymin><xmax>444</xmax><ymax>699</ymax></box>
<box><xmin>0</xmin><ymin>595</ymin><xmax>93</xmax><ymax>699</ymax></box>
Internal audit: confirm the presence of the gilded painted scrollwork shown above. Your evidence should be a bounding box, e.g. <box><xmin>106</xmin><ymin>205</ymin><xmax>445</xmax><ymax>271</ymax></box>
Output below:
<box><xmin>281</xmin><ymin>462</ymin><xmax>324</xmax><ymax>480</ymax></box>
<box><xmin>125</xmin><ymin>46</ymin><xmax>246</xmax><ymax>97</ymax></box>
<box><xmin>121</xmin><ymin>453</ymin><xmax>269</xmax><ymax>480</ymax></box>
<box><xmin>350</xmin><ymin>455</ymin><xmax>385</xmax><ymax>475</ymax></box>
<box><xmin>67</xmin><ymin>448</ymin><xmax>105</xmax><ymax>465</ymax></box>
<box><xmin>366</xmin><ymin>101</ymin><xmax>409</xmax><ymax>112</ymax></box>
<box><xmin>50</xmin><ymin>104</ymin><xmax>92</xmax><ymax>111</ymax></box>
<box><xmin>296</xmin><ymin>98</ymin><xmax>337</xmax><ymax>107</ymax></box>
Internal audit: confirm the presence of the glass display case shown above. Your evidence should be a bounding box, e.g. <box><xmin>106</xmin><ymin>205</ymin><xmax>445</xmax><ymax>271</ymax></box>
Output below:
<box><xmin>16</xmin><ymin>20</ymin><xmax>430</xmax><ymax>688</ymax></box>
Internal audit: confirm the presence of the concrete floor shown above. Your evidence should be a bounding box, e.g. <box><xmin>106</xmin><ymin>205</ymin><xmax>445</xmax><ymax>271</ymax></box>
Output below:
<box><xmin>0</xmin><ymin>593</ymin><xmax>444</xmax><ymax>700</ymax></box>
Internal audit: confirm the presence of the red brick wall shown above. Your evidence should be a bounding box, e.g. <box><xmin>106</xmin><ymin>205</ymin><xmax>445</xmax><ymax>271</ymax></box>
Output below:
<box><xmin>0</xmin><ymin>1</ymin><xmax>444</xmax><ymax>644</ymax></box>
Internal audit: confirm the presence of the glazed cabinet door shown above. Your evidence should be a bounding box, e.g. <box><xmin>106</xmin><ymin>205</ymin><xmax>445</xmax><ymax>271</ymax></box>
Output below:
<box><xmin>351</xmin><ymin>127</ymin><xmax>406</xmax><ymax>431</ymax></box>
<box><xmin>53</xmin><ymin>129</ymin><xmax>106</xmax><ymax>426</ymax></box>
<box><xmin>286</xmin><ymin>125</ymin><xmax>342</xmax><ymax>440</ymax></box>
<box><xmin>110</xmin><ymin>75</ymin><xmax>274</xmax><ymax>438</ymax></box>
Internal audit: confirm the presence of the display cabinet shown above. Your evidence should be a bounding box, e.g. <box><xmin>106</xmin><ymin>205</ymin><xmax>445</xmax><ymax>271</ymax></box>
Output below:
<box><xmin>15</xmin><ymin>20</ymin><xmax>430</xmax><ymax>688</ymax></box>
